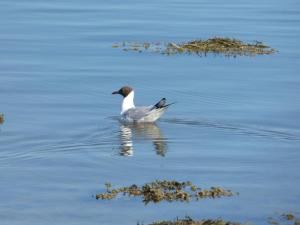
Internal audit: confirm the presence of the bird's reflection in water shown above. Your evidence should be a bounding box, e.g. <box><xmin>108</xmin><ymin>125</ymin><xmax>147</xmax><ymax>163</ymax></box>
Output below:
<box><xmin>119</xmin><ymin>125</ymin><xmax>133</xmax><ymax>156</ymax></box>
<box><xmin>119</xmin><ymin>123</ymin><xmax>167</xmax><ymax>156</ymax></box>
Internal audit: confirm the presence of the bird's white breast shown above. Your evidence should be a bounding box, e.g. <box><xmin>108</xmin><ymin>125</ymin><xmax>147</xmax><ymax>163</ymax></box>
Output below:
<box><xmin>121</xmin><ymin>91</ymin><xmax>135</xmax><ymax>115</ymax></box>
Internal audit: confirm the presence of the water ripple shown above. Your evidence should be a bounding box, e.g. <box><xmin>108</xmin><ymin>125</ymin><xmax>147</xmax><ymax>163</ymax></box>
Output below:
<box><xmin>162</xmin><ymin>118</ymin><xmax>300</xmax><ymax>141</ymax></box>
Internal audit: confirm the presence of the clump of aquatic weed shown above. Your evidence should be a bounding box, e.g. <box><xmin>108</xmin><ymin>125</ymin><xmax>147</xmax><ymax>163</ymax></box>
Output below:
<box><xmin>137</xmin><ymin>216</ymin><xmax>243</xmax><ymax>225</ymax></box>
<box><xmin>0</xmin><ymin>113</ymin><xmax>4</xmax><ymax>124</ymax></box>
<box><xmin>96</xmin><ymin>180</ymin><xmax>236</xmax><ymax>204</ymax></box>
<box><xmin>165</xmin><ymin>38</ymin><xmax>276</xmax><ymax>56</ymax></box>
<box><xmin>267</xmin><ymin>212</ymin><xmax>300</xmax><ymax>225</ymax></box>
<box><xmin>112</xmin><ymin>37</ymin><xmax>276</xmax><ymax>57</ymax></box>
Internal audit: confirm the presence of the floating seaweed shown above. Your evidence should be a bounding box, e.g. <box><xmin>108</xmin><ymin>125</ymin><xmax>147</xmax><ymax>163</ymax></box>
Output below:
<box><xmin>268</xmin><ymin>212</ymin><xmax>300</xmax><ymax>225</ymax></box>
<box><xmin>165</xmin><ymin>38</ymin><xmax>276</xmax><ymax>56</ymax></box>
<box><xmin>96</xmin><ymin>180</ymin><xmax>236</xmax><ymax>204</ymax></box>
<box><xmin>282</xmin><ymin>213</ymin><xmax>295</xmax><ymax>221</ymax></box>
<box><xmin>137</xmin><ymin>216</ymin><xmax>243</xmax><ymax>225</ymax></box>
<box><xmin>112</xmin><ymin>37</ymin><xmax>276</xmax><ymax>57</ymax></box>
<box><xmin>0</xmin><ymin>113</ymin><xmax>4</xmax><ymax>124</ymax></box>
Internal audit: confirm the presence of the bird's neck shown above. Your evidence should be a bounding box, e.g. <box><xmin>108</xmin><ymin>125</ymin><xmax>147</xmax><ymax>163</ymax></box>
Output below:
<box><xmin>121</xmin><ymin>91</ymin><xmax>135</xmax><ymax>114</ymax></box>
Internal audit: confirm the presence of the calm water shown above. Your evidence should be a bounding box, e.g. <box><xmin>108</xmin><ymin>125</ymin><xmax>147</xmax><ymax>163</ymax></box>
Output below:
<box><xmin>1</xmin><ymin>0</ymin><xmax>300</xmax><ymax>224</ymax></box>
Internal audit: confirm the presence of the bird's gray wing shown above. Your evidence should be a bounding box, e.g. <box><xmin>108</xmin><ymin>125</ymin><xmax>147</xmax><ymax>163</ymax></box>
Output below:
<box><xmin>123</xmin><ymin>106</ymin><xmax>152</xmax><ymax>121</ymax></box>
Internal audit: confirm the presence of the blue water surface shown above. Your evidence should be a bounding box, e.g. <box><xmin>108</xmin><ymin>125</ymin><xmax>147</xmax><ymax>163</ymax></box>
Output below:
<box><xmin>0</xmin><ymin>0</ymin><xmax>300</xmax><ymax>224</ymax></box>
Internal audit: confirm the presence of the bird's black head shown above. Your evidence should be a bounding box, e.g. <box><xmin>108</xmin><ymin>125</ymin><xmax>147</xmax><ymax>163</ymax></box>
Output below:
<box><xmin>112</xmin><ymin>86</ymin><xmax>133</xmax><ymax>98</ymax></box>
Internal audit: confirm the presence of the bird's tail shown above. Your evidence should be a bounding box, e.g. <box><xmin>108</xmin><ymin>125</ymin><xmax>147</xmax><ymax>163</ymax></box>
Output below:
<box><xmin>152</xmin><ymin>98</ymin><xmax>176</xmax><ymax>110</ymax></box>
<box><xmin>162</xmin><ymin>102</ymin><xmax>176</xmax><ymax>108</ymax></box>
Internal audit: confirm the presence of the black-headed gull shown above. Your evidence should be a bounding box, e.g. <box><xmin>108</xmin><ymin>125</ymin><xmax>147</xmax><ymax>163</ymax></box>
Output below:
<box><xmin>112</xmin><ymin>86</ymin><xmax>173</xmax><ymax>123</ymax></box>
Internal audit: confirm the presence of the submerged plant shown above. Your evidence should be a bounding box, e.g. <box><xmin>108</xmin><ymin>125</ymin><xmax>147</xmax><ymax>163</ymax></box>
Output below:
<box><xmin>112</xmin><ymin>37</ymin><xmax>276</xmax><ymax>57</ymax></box>
<box><xmin>96</xmin><ymin>180</ymin><xmax>236</xmax><ymax>204</ymax></box>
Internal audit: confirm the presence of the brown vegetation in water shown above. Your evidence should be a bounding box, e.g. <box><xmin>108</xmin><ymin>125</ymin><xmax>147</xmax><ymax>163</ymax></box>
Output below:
<box><xmin>267</xmin><ymin>212</ymin><xmax>300</xmax><ymax>225</ymax></box>
<box><xmin>166</xmin><ymin>38</ymin><xmax>275</xmax><ymax>56</ymax></box>
<box><xmin>0</xmin><ymin>113</ymin><xmax>4</xmax><ymax>124</ymax></box>
<box><xmin>138</xmin><ymin>217</ymin><xmax>242</xmax><ymax>225</ymax></box>
<box><xmin>112</xmin><ymin>37</ymin><xmax>276</xmax><ymax>57</ymax></box>
<box><xmin>96</xmin><ymin>180</ymin><xmax>236</xmax><ymax>204</ymax></box>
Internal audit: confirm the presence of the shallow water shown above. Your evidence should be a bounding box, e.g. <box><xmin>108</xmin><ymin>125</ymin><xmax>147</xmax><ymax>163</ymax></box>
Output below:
<box><xmin>1</xmin><ymin>0</ymin><xmax>300</xmax><ymax>224</ymax></box>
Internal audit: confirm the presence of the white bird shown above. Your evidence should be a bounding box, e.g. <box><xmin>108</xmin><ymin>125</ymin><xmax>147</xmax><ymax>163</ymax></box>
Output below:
<box><xmin>112</xmin><ymin>86</ymin><xmax>173</xmax><ymax>123</ymax></box>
